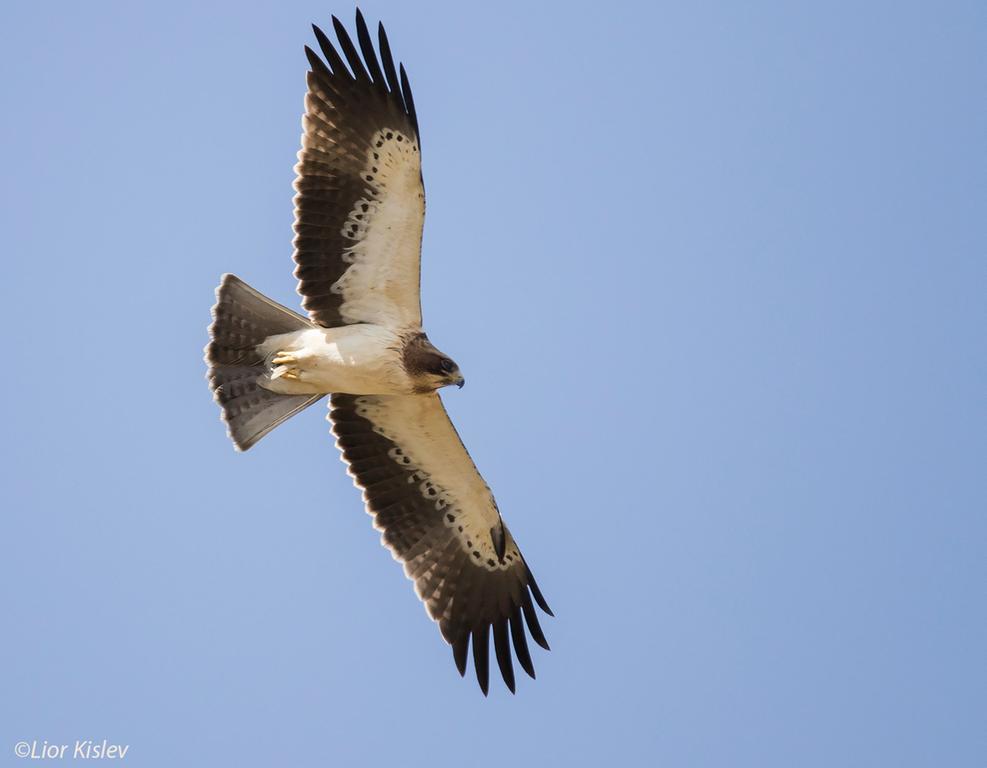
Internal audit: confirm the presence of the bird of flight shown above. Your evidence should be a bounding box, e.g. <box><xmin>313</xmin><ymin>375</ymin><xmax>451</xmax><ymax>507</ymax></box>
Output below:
<box><xmin>205</xmin><ymin>10</ymin><xmax>552</xmax><ymax>694</ymax></box>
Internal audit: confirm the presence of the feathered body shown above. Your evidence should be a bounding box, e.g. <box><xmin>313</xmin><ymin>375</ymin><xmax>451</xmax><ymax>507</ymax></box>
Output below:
<box><xmin>258</xmin><ymin>325</ymin><xmax>415</xmax><ymax>396</ymax></box>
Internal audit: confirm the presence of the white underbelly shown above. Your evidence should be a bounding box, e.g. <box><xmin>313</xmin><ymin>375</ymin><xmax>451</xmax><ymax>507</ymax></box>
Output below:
<box><xmin>256</xmin><ymin>324</ymin><xmax>411</xmax><ymax>395</ymax></box>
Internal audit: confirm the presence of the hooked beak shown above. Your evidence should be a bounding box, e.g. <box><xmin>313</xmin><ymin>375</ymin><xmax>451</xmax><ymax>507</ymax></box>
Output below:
<box><xmin>455</xmin><ymin>375</ymin><xmax>465</xmax><ymax>389</ymax></box>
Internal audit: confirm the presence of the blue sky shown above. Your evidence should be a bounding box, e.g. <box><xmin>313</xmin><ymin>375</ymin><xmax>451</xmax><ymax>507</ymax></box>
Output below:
<box><xmin>1</xmin><ymin>1</ymin><xmax>984</xmax><ymax>765</ymax></box>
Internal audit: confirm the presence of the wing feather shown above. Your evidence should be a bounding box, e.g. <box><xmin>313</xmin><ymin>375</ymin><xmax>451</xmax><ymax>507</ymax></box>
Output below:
<box><xmin>355</xmin><ymin>10</ymin><xmax>386</xmax><ymax>89</ymax></box>
<box><xmin>331</xmin><ymin>15</ymin><xmax>371</xmax><ymax>83</ymax></box>
<box><xmin>452</xmin><ymin>634</ymin><xmax>469</xmax><ymax>677</ymax></box>
<box><xmin>329</xmin><ymin>393</ymin><xmax>552</xmax><ymax>693</ymax></box>
<box><xmin>492</xmin><ymin>618</ymin><xmax>516</xmax><ymax>693</ymax></box>
<box><xmin>377</xmin><ymin>22</ymin><xmax>402</xmax><ymax>96</ymax></box>
<box><xmin>312</xmin><ymin>24</ymin><xmax>350</xmax><ymax>80</ymax></box>
<box><xmin>510</xmin><ymin>606</ymin><xmax>536</xmax><ymax>679</ymax></box>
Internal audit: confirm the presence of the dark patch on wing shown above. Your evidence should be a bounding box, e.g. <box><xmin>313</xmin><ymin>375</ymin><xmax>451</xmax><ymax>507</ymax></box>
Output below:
<box><xmin>490</xmin><ymin>522</ymin><xmax>506</xmax><ymax>562</ymax></box>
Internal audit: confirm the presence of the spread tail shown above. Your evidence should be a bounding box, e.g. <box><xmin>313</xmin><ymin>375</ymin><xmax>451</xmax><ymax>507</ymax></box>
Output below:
<box><xmin>205</xmin><ymin>274</ymin><xmax>323</xmax><ymax>451</ymax></box>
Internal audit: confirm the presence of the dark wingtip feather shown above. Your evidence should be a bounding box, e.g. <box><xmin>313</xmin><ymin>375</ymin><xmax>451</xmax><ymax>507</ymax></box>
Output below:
<box><xmin>354</xmin><ymin>9</ymin><xmax>385</xmax><ymax>88</ymax></box>
<box><xmin>528</xmin><ymin>571</ymin><xmax>554</xmax><ymax>616</ymax></box>
<box><xmin>304</xmin><ymin>45</ymin><xmax>330</xmax><ymax>78</ymax></box>
<box><xmin>332</xmin><ymin>14</ymin><xmax>370</xmax><ymax>83</ymax></box>
<box><xmin>452</xmin><ymin>634</ymin><xmax>469</xmax><ymax>677</ymax></box>
<box><xmin>377</xmin><ymin>21</ymin><xmax>400</xmax><ymax>96</ymax></box>
<box><xmin>510</xmin><ymin>606</ymin><xmax>536</xmax><ymax>679</ymax></box>
<box><xmin>472</xmin><ymin>626</ymin><xmax>490</xmax><ymax>696</ymax></box>
<box><xmin>312</xmin><ymin>23</ymin><xmax>350</xmax><ymax>79</ymax></box>
<box><xmin>399</xmin><ymin>62</ymin><xmax>419</xmax><ymax>137</ymax></box>
<box><xmin>492</xmin><ymin>619</ymin><xmax>516</xmax><ymax>693</ymax></box>
<box><xmin>522</xmin><ymin>595</ymin><xmax>551</xmax><ymax>651</ymax></box>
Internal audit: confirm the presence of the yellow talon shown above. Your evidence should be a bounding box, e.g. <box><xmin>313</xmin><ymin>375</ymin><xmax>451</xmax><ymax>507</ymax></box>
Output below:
<box><xmin>272</xmin><ymin>351</ymin><xmax>297</xmax><ymax>366</ymax></box>
<box><xmin>270</xmin><ymin>364</ymin><xmax>301</xmax><ymax>381</ymax></box>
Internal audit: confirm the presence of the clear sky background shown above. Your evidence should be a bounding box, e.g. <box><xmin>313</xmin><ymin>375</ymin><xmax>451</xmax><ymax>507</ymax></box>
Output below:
<box><xmin>1</xmin><ymin>1</ymin><xmax>984</xmax><ymax>766</ymax></box>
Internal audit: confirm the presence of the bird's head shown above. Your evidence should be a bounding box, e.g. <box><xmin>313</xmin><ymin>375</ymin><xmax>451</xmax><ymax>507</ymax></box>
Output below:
<box><xmin>402</xmin><ymin>333</ymin><xmax>465</xmax><ymax>393</ymax></box>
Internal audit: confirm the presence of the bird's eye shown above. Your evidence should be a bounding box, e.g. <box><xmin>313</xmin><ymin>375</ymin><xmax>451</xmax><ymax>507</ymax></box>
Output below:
<box><xmin>439</xmin><ymin>358</ymin><xmax>455</xmax><ymax>373</ymax></box>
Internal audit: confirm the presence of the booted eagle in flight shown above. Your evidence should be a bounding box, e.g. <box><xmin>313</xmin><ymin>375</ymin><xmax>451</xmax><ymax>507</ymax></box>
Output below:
<box><xmin>205</xmin><ymin>10</ymin><xmax>552</xmax><ymax>694</ymax></box>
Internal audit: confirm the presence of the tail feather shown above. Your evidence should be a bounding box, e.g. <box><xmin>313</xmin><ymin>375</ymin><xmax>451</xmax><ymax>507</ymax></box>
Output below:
<box><xmin>206</xmin><ymin>274</ymin><xmax>323</xmax><ymax>451</ymax></box>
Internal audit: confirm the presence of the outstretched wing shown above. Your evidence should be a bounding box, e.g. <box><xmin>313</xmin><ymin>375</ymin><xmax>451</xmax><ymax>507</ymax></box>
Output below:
<box><xmin>294</xmin><ymin>11</ymin><xmax>425</xmax><ymax>329</ymax></box>
<box><xmin>329</xmin><ymin>393</ymin><xmax>553</xmax><ymax>694</ymax></box>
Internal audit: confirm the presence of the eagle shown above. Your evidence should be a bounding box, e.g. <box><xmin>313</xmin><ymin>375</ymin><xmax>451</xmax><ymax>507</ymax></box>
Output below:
<box><xmin>204</xmin><ymin>10</ymin><xmax>552</xmax><ymax>694</ymax></box>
